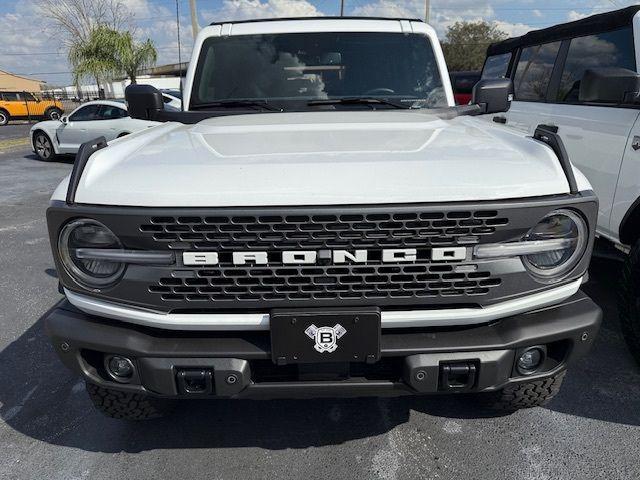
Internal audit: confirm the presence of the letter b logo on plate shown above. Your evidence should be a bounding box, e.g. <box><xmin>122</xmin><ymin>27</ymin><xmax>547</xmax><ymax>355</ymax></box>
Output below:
<box><xmin>305</xmin><ymin>324</ymin><xmax>347</xmax><ymax>353</ymax></box>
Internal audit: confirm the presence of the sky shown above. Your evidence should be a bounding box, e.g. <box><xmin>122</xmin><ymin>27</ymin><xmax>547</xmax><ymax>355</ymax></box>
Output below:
<box><xmin>0</xmin><ymin>0</ymin><xmax>637</xmax><ymax>87</ymax></box>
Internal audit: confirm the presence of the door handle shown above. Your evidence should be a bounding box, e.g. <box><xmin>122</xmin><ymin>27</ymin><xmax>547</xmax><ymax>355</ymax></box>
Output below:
<box><xmin>632</xmin><ymin>136</ymin><xmax>640</xmax><ymax>151</ymax></box>
<box><xmin>493</xmin><ymin>116</ymin><xmax>507</xmax><ymax>124</ymax></box>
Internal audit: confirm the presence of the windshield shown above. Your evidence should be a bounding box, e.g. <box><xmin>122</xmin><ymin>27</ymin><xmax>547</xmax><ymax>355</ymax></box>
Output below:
<box><xmin>190</xmin><ymin>32</ymin><xmax>447</xmax><ymax>110</ymax></box>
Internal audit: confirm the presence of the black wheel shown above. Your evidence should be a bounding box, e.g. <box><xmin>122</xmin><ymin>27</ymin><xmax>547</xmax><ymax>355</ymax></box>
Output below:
<box><xmin>86</xmin><ymin>383</ymin><xmax>174</xmax><ymax>420</ymax></box>
<box><xmin>619</xmin><ymin>239</ymin><xmax>640</xmax><ymax>365</ymax></box>
<box><xmin>482</xmin><ymin>371</ymin><xmax>566</xmax><ymax>411</ymax></box>
<box><xmin>33</xmin><ymin>131</ymin><xmax>54</xmax><ymax>161</ymax></box>
<box><xmin>46</xmin><ymin>107</ymin><xmax>63</xmax><ymax>121</ymax></box>
<box><xmin>0</xmin><ymin>109</ymin><xmax>9</xmax><ymax>126</ymax></box>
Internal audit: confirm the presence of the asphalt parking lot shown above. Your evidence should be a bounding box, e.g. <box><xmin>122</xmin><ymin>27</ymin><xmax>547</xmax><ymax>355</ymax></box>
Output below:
<box><xmin>1</xmin><ymin>143</ymin><xmax>639</xmax><ymax>480</ymax></box>
<box><xmin>0</xmin><ymin>123</ymin><xmax>32</xmax><ymax>143</ymax></box>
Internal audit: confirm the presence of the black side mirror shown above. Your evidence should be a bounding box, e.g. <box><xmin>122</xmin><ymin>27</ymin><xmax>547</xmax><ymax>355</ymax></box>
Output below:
<box><xmin>579</xmin><ymin>68</ymin><xmax>640</xmax><ymax>104</ymax></box>
<box><xmin>125</xmin><ymin>84</ymin><xmax>165</xmax><ymax>120</ymax></box>
<box><xmin>472</xmin><ymin>78</ymin><xmax>513</xmax><ymax>114</ymax></box>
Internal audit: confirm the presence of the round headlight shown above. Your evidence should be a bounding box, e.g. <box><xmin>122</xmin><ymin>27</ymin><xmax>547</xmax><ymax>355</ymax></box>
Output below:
<box><xmin>522</xmin><ymin>209</ymin><xmax>587</xmax><ymax>281</ymax></box>
<box><xmin>58</xmin><ymin>219</ymin><xmax>125</xmax><ymax>289</ymax></box>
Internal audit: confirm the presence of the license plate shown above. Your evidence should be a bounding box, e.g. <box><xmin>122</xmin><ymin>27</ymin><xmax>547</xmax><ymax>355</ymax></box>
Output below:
<box><xmin>270</xmin><ymin>307</ymin><xmax>381</xmax><ymax>365</ymax></box>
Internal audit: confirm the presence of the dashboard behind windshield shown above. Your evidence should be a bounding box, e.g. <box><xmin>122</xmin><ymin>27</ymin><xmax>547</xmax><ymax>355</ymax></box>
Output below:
<box><xmin>190</xmin><ymin>32</ymin><xmax>447</xmax><ymax>110</ymax></box>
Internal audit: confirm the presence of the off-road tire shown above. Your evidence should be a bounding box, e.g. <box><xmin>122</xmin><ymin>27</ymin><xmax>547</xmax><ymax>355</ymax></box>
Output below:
<box><xmin>0</xmin><ymin>109</ymin><xmax>9</xmax><ymax>126</ymax></box>
<box><xmin>619</xmin><ymin>239</ymin><xmax>640</xmax><ymax>365</ymax></box>
<box><xmin>86</xmin><ymin>383</ymin><xmax>173</xmax><ymax>420</ymax></box>
<box><xmin>46</xmin><ymin>107</ymin><xmax>63</xmax><ymax>121</ymax></box>
<box><xmin>483</xmin><ymin>371</ymin><xmax>566</xmax><ymax>411</ymax></box>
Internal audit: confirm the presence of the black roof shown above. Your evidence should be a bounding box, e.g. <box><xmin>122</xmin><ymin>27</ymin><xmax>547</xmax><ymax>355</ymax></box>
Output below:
<box><xmin>210</xmin><ymin>16</ymin><xmax>423</xmax><ymax>26</ymax></box>
<box><xmin>487</xmin><ymin>5</ymin><xmax>640</xmax><ymax>56</ymax></box>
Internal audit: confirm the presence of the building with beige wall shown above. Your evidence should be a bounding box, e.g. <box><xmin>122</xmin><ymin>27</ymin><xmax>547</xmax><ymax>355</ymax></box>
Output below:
<box><xmin>0</xmin><ymin>70</ymin><xmax>45</xmax><ymax>91</ymax></box>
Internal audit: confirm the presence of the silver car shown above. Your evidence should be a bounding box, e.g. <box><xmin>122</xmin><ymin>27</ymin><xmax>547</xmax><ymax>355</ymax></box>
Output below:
<box><xmin>29</xmin><ymin>100</ymin><xmax>159</xmax><ymax>161</ymax></box>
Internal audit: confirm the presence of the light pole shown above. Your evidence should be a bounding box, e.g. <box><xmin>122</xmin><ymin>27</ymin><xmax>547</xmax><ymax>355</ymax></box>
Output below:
<box><xmin>424</xmin><ymin>0</ymin><xmax>430</xmax><ymax>23</ymax></box>
<box><xmin>340</xmin><ymin>0</ymin><xmax>344</xmax><ymax>16</ymax></box>
<box><xmin>189</xmin><ymin>0</ymin><xmax>200</xmax><ymax>38</ymax></box>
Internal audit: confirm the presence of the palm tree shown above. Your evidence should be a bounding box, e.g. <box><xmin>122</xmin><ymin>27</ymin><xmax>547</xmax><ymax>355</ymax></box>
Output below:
<box><xmin>69</xmin><ymin>26</ymin><xmax>157</xmax><ymax>87</ymax></box>
<box><xmin>68</xmin><ymin>25</ymin><xmax>120</xmax><ymax>89</ymax></box>
<box><xmin>112</xmin><ymin>31</ymin><xmax>157</xmax><ymax>84</ymax></box>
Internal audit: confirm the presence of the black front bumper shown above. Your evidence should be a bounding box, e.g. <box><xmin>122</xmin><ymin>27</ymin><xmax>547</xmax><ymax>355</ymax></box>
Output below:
<box><xmin>44</xmin><ymin>291</ymin><xmax>602</xmax><ymax>399</ymax></box>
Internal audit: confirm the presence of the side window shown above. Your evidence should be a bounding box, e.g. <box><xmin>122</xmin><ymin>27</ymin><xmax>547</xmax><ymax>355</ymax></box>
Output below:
<box><xmin>557</xmin><ymin>28</ymin><xmax>636</xmax><ymax>103</ymax></box>
<box><xmin>482</xmin><ymin>53</ymin><xmax>512</xmax><ymax>79</ymax></box>
<box><xmin>98</xmin><ymin>105</ymin><xmax>128</xmax><ymax>119</ymax></box>
<box><xmin>2</xmin><ymin>92</ymin><xmax>19</xmax><ymax>101</ymax></box>
<box><xmin>69</xmin><ymin>104</ymin><xmax>101</xmax><ymax>121</ymax></box>
<box><xmin>25</xmin><ymin>93</ymin><xmax>37</xmax><ymax>102</ymax></box>
<box><xmin>513</xmin><ymin>42</ymin><xmax>562</xmax><ymax>101</ymax></box>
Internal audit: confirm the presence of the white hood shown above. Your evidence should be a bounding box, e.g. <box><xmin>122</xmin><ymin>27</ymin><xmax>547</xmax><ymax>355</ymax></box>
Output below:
<box><xmin>55</xmin><ymin>111</ymin><xmax>590</xmax><ymax>207</ymax></box>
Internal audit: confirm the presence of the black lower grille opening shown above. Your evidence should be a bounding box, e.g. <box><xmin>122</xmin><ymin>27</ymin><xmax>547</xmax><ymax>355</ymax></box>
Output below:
<box><xmin>251</xmin><ymin>358</ymin><xmax>404</xmax><ymax>383</ymax></box>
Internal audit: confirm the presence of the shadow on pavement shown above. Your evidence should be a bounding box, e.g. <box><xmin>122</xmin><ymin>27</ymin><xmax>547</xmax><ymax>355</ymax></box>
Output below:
<box><xmin>0</xmin><ymin>258</ymin><xmax>638</xmax><ymax>453</ymax></box>
<box><xmin>25</xmin><ymin>153</ymin><xmax>75</xmax><ymax>164</ymax></box>
<box><xmin>547</xmin><ymin>256</ymin><xmax>640</xmax><ymax>424</ymax></box>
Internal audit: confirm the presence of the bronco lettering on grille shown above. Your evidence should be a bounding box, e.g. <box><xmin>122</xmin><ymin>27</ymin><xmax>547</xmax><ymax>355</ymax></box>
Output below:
<box><xmin>182</xmin><ymin>248</ymin><xmax>468</xmax><ymax>266</ymax></box>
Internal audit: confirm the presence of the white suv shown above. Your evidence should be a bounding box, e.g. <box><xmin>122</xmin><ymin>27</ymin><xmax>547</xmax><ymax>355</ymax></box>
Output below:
<box><xmin>44</xmin><ymin>17</ymin><xmax>602</xmax><ymax>419</ymax></box>
<box><xmin>482</xmin><ymin>5</ymin><xmax>640</xmax><ymax>363</ymax></box>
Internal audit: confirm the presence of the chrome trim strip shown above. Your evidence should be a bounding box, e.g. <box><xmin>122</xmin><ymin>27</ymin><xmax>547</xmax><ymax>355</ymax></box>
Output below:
<box><xmin>74</xmin><ymin>249</ymin><xmax>175</xmax><ymax>265</ymax></box>
<box><xmin>473</xmin><ymin>239</ymin><xmax>575</xmax><ymax>259</ymax></box>
<box><xmin>64</xmin><ymin>278</ymin><xmax>582</xmax><ymax>331</ymax></box>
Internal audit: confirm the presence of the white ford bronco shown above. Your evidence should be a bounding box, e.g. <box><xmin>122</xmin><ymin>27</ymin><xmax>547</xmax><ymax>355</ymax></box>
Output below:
<box><xmin>482</xmin><ymin>5</ymin><xmax>640</xmax><ymax>364</ymax></box>
<box><xmin>45</xmin><ymin>17</ymin><xmax>602</xmax><ymax>420</ymax></box>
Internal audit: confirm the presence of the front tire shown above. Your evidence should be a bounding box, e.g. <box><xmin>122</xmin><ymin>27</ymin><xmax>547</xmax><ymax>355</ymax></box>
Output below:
<box><xmin>33</xmin><ymin>131</ymin><xmax>54</xmax><ymax>161</ymax></box>
<box><xmin>86</xmin><ymin>383</ymin><xmax>174</xmax><ymax>420</ymax></box>
<box><xmin>619</xmin><ymin>239</ymin><xmax>640</xmax><ymax>365</ymax></box>
<box><xmin>483</xmin><ymin>371</ymin><xmax>566</xmax><ymax>411</ymax></box>
<box><xmin>0</xmin><ymin>109</ymin><xmax>9</xmax><ymax>126</ymax></box>
<box><xmin>46</xmin><ymin>107</ymin><xmax>63</xmax><ymax>121</ymax></box>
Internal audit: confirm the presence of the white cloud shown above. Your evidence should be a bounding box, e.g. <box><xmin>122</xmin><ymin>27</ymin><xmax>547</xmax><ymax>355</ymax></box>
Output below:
<box><xmin>567</xmin><ymin>10</ymin><xmax>588</xmax><ymax>22</ymax></box>
<box><xmin>350</xmin><ymin>0</ymin><xmax>423</xmax><ymax>19</ymax></box>
<box><xmin>532</xmin><ymin>9</ymin><xmax>542</xmax><ymax>18</ymax></box>
<box><xmin>213</xmin><ymin>0</ymin><xmax>322</xmax><ymax>21</ymax></box>
<box><xmin>493</xmin><ymin>20</ymin><xmax>533</xmax><ymax>37</ymax></box>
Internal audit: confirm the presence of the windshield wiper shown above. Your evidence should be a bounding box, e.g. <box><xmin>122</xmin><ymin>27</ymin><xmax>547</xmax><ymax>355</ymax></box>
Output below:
<box><xmin>191</xmin><ymin>100</ymin><xmax>282</xmax><ymax>111</ymax></box>
<box><xmin>307</xmin><ymin>97</ymin><xmax>412</xmax><ymax>109</ymax></box>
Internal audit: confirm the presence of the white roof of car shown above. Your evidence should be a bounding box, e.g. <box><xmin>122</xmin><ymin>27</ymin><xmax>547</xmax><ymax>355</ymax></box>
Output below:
<box><xmin>80</xmin><ymin>99</ymin><xmax>127</xmax><ymax>110</ymax></box>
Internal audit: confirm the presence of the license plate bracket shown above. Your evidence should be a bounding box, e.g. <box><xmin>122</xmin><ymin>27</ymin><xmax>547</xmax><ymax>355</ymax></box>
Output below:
<box><xmin>270</xmin><ymin>307</ymin><xmax>381</xmax><ymax>365</ymax></box>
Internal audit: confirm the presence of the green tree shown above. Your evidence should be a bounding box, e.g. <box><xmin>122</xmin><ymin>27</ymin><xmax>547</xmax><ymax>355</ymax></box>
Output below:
<box><xmin>68</xmin><ymin>26</ymin><xmax>120</xmax><ymax>88</ymax></box>
<box><xmin>442</xmin><ymin>21</ymin><xmax>508</xmax><ymax>72</ymax></box>
<box><xmin>69</xmin><ymin>26</ymin><xmax>157</xmax><ymax>87</ymax></box>
<box><xmin>112</xmin><ymin>31</ymin><xmax>158</xmax><ymax>84</ymax></box>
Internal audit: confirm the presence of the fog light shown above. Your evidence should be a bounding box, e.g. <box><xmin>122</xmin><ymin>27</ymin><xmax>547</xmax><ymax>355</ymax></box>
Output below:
<box><xmin>516</xmin><ymin>348</ymin><xmax>544</xmax><ymax>375</ymax></box>
<box><xmin>105</xmin><ymin>355</ymin><xmax>135</xmax><ymax>383</ymax></box>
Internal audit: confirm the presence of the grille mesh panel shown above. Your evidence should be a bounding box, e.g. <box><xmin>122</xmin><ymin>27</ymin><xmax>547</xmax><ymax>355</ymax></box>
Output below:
<box><xmin>140</xmin><ymin>208</ymin><xmax>510</xmax><ymax>307</ymax></box>
<box><xmin>140</xmin><ymin>210</ymin><xmax>509</xmax><ymax>250</ymax></box>
<box><xmin>149</xmin><ymin>263</ymin><xmax>502</xmax><ymax>303</ymax></box>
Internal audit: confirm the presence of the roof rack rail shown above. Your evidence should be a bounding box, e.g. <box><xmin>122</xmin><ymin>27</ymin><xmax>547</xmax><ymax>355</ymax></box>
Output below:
<box><xmin>209</xmin><ymin>16</ymin><xmax>423</xmax><ymax>26</ymax></box>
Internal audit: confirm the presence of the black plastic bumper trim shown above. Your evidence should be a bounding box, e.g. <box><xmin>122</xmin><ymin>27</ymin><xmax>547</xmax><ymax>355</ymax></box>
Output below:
<box><xmin>44</xmin><ymin>290</ymin><xmax>602</xmax><ymax>399</ymax></box>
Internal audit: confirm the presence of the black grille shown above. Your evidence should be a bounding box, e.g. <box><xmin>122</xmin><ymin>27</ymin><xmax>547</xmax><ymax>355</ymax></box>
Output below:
<box><xmin>141</xmin><ymin>209</ymin><xmax>510</xmax><ymax>307</ymax></box>
<box><xmin>140</xmin><ymin>210</ymin><xmax>509</xmax><ymax>251</ymax></box>
<box><xmin>150</xmin><ymin>263</ymin><xmax>502</xmax><ymax>304</ymax></box>
<box><xmin>48</xmin><ymin>195</ymin><xmax>598</xmax><ymax>312</ymax></box>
